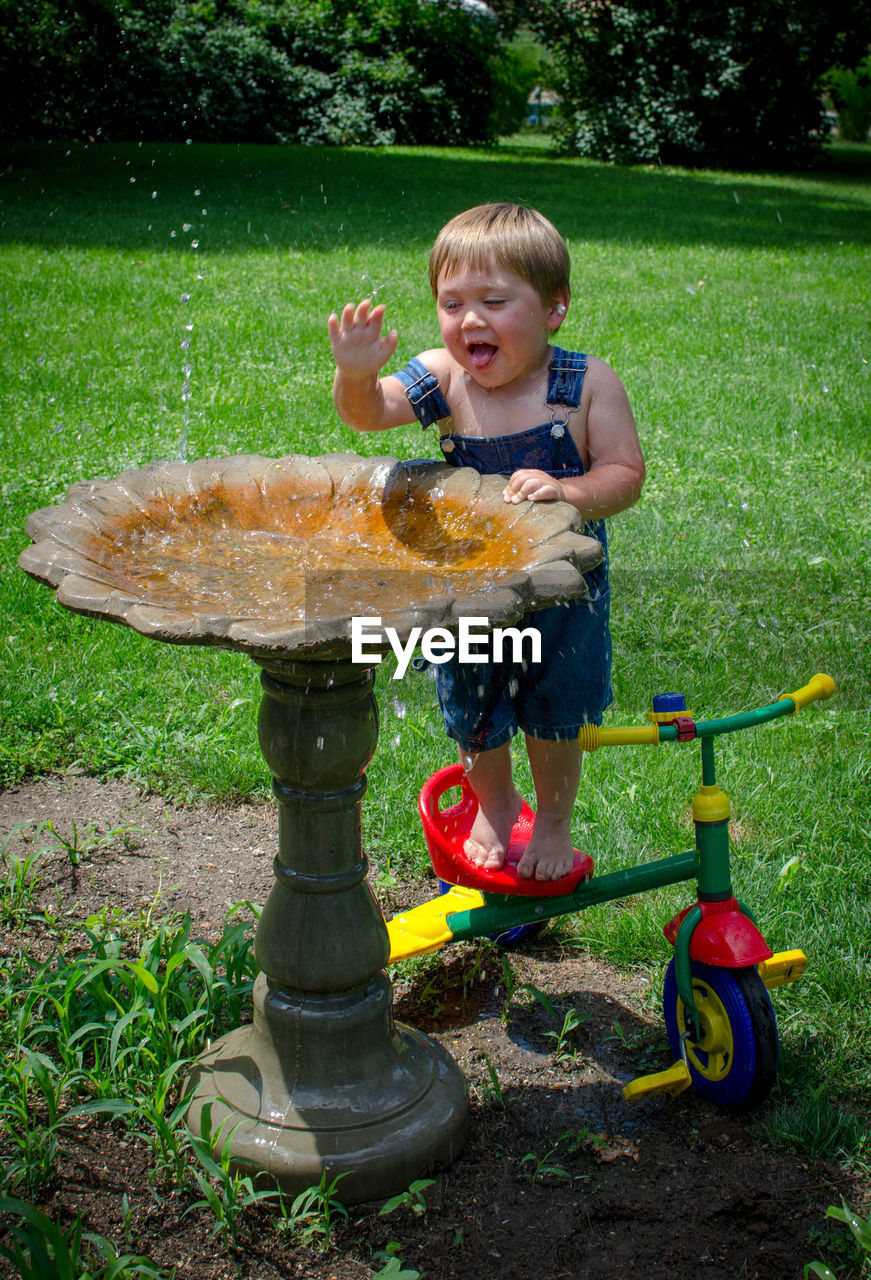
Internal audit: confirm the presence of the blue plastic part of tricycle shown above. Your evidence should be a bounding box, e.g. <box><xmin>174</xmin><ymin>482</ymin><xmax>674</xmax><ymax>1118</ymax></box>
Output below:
<box><xmin>663</xmin><ymin>958</ymin><xmax>779</xmax><ymax>1111</ymax></box>
<box><xmin>653</xmin><ymin>692</ymin><xmax>687</xmax><ymax>713</ymax></box>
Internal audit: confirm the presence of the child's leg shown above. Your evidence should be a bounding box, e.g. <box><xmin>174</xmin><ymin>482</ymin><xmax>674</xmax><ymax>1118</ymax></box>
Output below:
<box><xmin>461</xmin><ymin>743</ymin><xmax>523</xmax><ymax>870</ymax></box>
<box><xmin>517</xmin><ymin>736</ymin><xmax>582</xmax><ymax>881</ymax></box>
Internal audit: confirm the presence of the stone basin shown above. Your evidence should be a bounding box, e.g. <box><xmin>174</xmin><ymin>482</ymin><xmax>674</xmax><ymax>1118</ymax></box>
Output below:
<box><xmin>19</xmin><ymin>452</ymin><xmax>603</xmax><ymax>657</ymax></box>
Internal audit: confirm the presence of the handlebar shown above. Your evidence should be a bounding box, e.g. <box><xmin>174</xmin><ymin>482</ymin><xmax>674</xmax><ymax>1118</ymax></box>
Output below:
<box><xmin>577</xmin><ymin>673</ymin><xmax>835</xmax><ymax>752</ymax></box>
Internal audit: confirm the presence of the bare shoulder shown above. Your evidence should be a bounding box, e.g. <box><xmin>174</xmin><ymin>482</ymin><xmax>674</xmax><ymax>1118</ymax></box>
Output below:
<box><xmin>582</xmin><ymin>356</ymin><xmax>636</xmax><ymax>425</ymax></box>
<box><xmin>584</xmin><ymin>356</ymin><xmax>632</xmax><ymax>401</ymax></box>
<box><xmin>414</xmin><ymin>348</ymin><xmax>454</xmax><ymax>382</ymax></box>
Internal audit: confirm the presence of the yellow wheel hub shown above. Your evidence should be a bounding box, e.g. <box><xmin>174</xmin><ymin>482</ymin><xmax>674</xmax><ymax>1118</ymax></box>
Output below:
<box><xmin>678</xmin><ymin>979</ymin><xmax>735</xmax><ymax>1081</ymax></box>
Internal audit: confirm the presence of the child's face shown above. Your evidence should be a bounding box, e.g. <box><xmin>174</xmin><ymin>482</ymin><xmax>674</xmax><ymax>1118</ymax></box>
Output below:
<box><xmin>435</xmin><ymin>257</ymin><xmax>568</xmax><ymax>389</ymax></box>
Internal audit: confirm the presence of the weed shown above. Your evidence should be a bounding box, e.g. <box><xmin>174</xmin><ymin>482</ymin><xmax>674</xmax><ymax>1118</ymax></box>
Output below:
<box><xmin>44</xmin><ymin>818</ymin><xmax>145</xmax><ymax>868</ymax></box>
<box><xmin>516</xmin><ymin>981</ymin><xmax>557</xmax><ymax>1022</ymax></box>
<box><xmin>497</xmin><ymin>956</ymin><xmax>519</xmax><ymax>1024</ymax></box>
<box><xmin>544</xmin><ymin>1007</ymin><xmax>588</xmax><ymax>1064</ymax></box>
<box><xmin>369</xmin><ymin>1244</ymin><xmax>423</xmax><ymax>1280</ymax></box>
<box><xmin>805</xmin><ymin>1199</ymin><xmax>871</xmax><ymax>1278</ymax></box>
<box><xmin>0</xmin><ymin>823</ymin><xmax>51</xmax><ymax>925</ymax></box>
<box><xmin>0</xmin><ymin>1047</ymin><xmax>89</xmax><ymax>1196</ymax></box>
<box><xmin>277</xmin><ymin>1170</ymin><xmax>349</xmax><ymax>1252</ymax></box>
<box><xmin>378</xmin><ymin>1178</ymin><xmax>434</xmax><ymax>1220</ymax></box>
<box><xmin>475</xmin><ymin>1055</ymin><xmax>505</xmax><ymax>1110</ymax></box>
<box><xmin>0</xmin><ymin>1195</ymin><xmax>170</xmax><ymax>1278</ymax></box>
<box><xmin>183</xmin><ymin>1103</ymin><xmax>283</xmax><ymax>1249</ymax></box>
<box><xmin>518</xmin><ymin>1144</ymin><xmax>570</xmax><ymax>1184</ymax></box>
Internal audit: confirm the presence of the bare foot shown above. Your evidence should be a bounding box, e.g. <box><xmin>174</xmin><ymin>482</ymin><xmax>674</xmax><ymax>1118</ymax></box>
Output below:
<box><xmin>464</xmin><ymin>790</ymin><xmax>523</xmax><ymax>871</ymax></box>
<box><xmin>516</xmin><ymin>812</ymin><xmax>575</xmax><ymax>881</ymax></box>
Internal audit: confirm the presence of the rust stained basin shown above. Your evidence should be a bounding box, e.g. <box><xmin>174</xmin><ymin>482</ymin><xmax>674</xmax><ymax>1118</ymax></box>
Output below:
<box><xmin>18</xmin><ymin>453</ymin><xmax>603</xmax><ymax>659</ymax></box>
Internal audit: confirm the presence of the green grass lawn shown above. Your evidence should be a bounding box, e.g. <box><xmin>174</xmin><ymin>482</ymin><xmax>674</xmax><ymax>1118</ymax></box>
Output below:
<box><xmin>1</xmin><ymin>138</ymin><xmax>869</xmax><ymax>1167</ymax></box>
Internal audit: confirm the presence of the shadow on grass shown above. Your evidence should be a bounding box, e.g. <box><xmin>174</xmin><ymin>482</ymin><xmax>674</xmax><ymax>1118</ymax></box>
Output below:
<box><xmin>1</xmin><ymin>140</ymin><xmax>870</xmax><ymax>256</ymax></box>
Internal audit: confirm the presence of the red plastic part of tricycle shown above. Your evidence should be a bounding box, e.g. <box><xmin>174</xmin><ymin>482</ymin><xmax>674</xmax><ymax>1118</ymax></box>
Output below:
<box><xmin>664</xmin><ymin>897</ymin><xmax>773</xmax><ymax>967</ymax></box>
<box><xmin>419</xmin><ymin>764</ymin><xmax>594</xmax><ymax>897</ymax></box>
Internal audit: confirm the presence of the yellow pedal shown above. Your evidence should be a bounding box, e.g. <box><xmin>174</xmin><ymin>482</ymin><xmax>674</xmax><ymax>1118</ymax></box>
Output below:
<box><xmin>758</xmin><ymin>949</ymin><xmax>807</xmax><ymax>988</ymax></box>
<box><xmin>387</xmin><ymin>886</ymin><xmax>485</xmax><ymax>962</ymax></box>
<box><xmin>623</xmin><ymin>1060</ymin><xmax>692</xmax><ymax>1101</ymax></box>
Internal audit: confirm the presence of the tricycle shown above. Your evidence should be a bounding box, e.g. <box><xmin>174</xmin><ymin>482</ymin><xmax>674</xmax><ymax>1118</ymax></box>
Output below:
<box><xmin>386</xmin><ymin>673</ymin><xmax>835</xmax><ymax>1111</ymax></box>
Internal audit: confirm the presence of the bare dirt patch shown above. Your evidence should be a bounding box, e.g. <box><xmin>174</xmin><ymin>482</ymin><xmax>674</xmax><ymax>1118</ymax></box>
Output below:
<box><xmin>0</xmin><ymin>774</ymin><xmax>864</xmax><ymax>1279</ymax></box>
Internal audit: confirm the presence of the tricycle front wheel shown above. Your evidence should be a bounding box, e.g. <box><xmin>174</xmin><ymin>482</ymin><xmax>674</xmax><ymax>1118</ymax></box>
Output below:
<box><xmin>663</xmin><ymin>959</ymin><xmax>779</xmax><ymax>1111</ymax></box>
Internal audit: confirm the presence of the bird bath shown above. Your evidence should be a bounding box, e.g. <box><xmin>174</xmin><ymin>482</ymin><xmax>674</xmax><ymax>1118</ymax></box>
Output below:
<box><xmin>19</xmin><ymin>451</ymin><xmax>603</xmax><ymax>1202</ymax></box>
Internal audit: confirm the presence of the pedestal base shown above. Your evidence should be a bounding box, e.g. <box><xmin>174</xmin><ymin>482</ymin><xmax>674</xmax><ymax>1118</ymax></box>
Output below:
<box><xmin>184</xmin><ymin>973</ymin><xmax>468</xmax><ymax>1204</ymax></box>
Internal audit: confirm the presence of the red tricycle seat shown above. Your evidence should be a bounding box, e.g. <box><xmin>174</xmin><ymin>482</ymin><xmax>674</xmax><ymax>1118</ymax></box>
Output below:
<box><xmin>419</xmin><ymin>764</ymin><xmax>594</xmax><ymax>897</ymax></box>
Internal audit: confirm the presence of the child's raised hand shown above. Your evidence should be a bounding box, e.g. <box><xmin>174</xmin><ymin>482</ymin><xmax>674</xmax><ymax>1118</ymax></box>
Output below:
<box><xmin>328</xmin><ymin>299</ymin><xmax>398</xmax><ymax>379</ymax></box>
<box><xmin>503</xmin><ymin>469</ymin><xmax>566</xmax><ymax>505</ymax></box>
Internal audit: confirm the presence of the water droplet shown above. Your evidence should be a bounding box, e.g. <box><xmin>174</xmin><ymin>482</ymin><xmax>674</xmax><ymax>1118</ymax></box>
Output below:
<box><xmin>392</xmin><ymin>697</ymin><xmax>407</xmax><ymax>719</ymax></box>
<box><xmin>183</xmin><ymin>223</ymin><xmax>192</xmax><ymax>232</ymax></box>
<box><xmin>185</xmin><ymin>139</ymin><xmax>192</xmax><ymax>146</ymax></box>
<box><xmin>180</xmin><ymin>292</ymin><xmax>190</xmax><ymax>304</ymax></box>
<box><xmin>151</xmin><ymin>191</ymin><xmax>158</xmax><ymax>199</ymax></box>
<box><xmin>129</xmin><ymin>176</ymin><xmax>136</xmax><ymax>184</ymax></box>
<box><xmin>194</xmin><ymin>189</ymin><xmax>201</xmax><ymax>196</ymax></box>
<box><xmin>316</xmin><ymin>736</ymin><xmax>325</xmax><ymax>749</ymax></box>
<box><xmin>191</xmin><ymin>239</ymin><xmax>199</xmax><ymax>248</ymax></box>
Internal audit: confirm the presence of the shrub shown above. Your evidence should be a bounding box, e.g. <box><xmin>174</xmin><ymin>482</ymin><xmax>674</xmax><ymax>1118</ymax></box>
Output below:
<box><xmin>527</xmin><ymin>0</ymin><xmax>871</xmax><ymax>168</ymax></box>
<box><xmin>826</xmin><ymin>57</ymin><xmax>871</xmax><ymax>142</ymax></box>
<box><xmin>0</xmin><ymin>0</ymin><xmax>517</xmax><ymax>145</ymax></box>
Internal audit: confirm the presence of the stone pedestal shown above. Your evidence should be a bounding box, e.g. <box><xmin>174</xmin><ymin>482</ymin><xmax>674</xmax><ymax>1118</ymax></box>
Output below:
<box><xmin>183</xmin><ymin>657</ymin><xmax>468</xmax><ymax>1203</ymax></box>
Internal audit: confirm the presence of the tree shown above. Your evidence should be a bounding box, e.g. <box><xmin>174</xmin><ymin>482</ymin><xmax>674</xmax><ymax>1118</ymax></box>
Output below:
<box><xmin>0</xmin><ymin>0</ymin><xmax>519</xmax><ymax>145</ymax></box>
<box><xmin>523</xmin><ymin>0</ymin><xmax>871</xmax><ymax>167</ymax></box>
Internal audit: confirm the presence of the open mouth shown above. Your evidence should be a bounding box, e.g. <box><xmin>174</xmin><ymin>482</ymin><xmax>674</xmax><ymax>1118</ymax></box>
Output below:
<box><xmin>467</xmin><ymin>342</ymin><xmax>498</xmax><ymax>369</ymax></box>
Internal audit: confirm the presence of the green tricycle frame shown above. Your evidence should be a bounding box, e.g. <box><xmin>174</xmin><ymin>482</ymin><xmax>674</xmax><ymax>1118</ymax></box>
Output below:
<box><xmin>386</xmin><ymin>672</ymin><xmax>835</xmax><ymax>1110</ymax></box>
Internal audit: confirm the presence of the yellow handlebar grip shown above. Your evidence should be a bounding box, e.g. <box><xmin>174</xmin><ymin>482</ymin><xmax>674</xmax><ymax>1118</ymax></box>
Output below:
<box><xmin>578</xmin><ymin>724</ymin><xmax>660</xmax><ymax>751</ymax></box>
<box><xmin>784</xmin><ymin>672</ymin><xmax>836</xmax><ymax>713</ymax></box>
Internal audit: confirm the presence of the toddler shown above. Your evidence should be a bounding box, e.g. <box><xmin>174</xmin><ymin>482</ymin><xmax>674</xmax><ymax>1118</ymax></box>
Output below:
<box><xmin>328</xmin><ymin>203</ymin><xmax>644</xmax><ymax>881</ymax></box>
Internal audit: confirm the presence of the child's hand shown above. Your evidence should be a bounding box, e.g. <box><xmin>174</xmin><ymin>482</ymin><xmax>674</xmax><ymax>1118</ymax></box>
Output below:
<box><xmin>328</xmin><ymin>299</ymin><xmax>398</xmax><ymax>379</ymax></box>
<box><xmin>503</xmin><ymin>469</ymin><xmax>566</xmax><ymax>504</ymax></box>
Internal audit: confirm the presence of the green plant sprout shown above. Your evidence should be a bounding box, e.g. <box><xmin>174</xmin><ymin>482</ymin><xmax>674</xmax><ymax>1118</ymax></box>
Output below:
<box><xmin>183</xmin><ymin>1103</ymin><xmax>284</xmax><ymax>1249</ymax></box>
<box><xmin>278</xmin><ymin>1170</ymin><xmax>350</xmax><ymax>1252</ymax></box>
<box><xmin>0</xmin><ymin>1196</ymin><xmax>171</xmax><ymax>1279</ymax></box>
<box><xmin>544</xmin><ymin>1007</ymin><xmax>588</xmax><ymax>1064</ymax></box>
<box><xmin>805</xmin><ymin>1199</ymin><xmax>871</xmax><ymax>1279</ymax></box>
<box><xmin>378</xmin><ymin>1178</ymin><xmax>434</xmax><ymax>1219</ymax></box>
<box><xmin>518</xmin><ymin>1143</ymin><xmax>570</xmax><ymax>1184</ymax></box>
<box><xmin>476</xmin><ymin>1055</ymin><xmax>505</xmax><ymax>1110</ymax></box>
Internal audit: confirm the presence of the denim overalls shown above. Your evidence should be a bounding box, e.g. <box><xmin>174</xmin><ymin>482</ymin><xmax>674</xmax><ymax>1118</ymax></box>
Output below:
<box><xmin>394</xmin><ymin>347</ymin><xmax>612</xmax><ymax>752</ymax></box>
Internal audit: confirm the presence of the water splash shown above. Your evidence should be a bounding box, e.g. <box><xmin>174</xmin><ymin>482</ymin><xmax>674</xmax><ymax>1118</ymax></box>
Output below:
<box><xmin>360</xmin><ymin>271</ymin><xmax>395</xmax><ymax>302</ymax></box>
<box><xmin>176</xmin><ymin>198</ymin><xmax>208</xmax><ymax>459</ymax></box>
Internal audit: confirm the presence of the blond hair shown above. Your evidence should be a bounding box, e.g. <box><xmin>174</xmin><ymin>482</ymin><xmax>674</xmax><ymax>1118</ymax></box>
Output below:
<box><xmin>428</xmin><ymin>203</ymin><xmax>570</xmax><ymax>303</ymax></box>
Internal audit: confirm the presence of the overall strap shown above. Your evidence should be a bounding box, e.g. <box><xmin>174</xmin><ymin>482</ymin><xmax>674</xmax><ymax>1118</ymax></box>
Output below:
<box><xmin>546</xmin><ymin>347</ymin><xmax>587</xmax><ymax>410</ymax></box>
<box><xmin>393</xmin><ymin>358</ymin><xmax>452</xmax><ymax>430</ymax></box>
